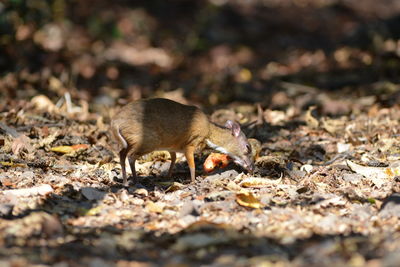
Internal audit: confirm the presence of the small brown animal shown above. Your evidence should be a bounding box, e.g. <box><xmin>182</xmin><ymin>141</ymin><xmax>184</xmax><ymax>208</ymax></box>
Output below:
<box><xmin>111</xmin><ymin>98</ymin><xmax>254</xmax><ymax>185</ymax></box>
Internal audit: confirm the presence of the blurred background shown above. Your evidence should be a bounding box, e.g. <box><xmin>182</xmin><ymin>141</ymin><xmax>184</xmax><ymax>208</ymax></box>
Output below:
<box><xmin>1</xmin><ymin>0</ymin><xmax>400</xmax><ymax>117</ymax></box>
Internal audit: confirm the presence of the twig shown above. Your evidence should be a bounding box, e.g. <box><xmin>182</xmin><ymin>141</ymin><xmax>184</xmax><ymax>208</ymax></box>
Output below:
<box><xmin>0</xmin><ymin>122</ymin><xmax>20</xmax><ymax>138</ymax></box>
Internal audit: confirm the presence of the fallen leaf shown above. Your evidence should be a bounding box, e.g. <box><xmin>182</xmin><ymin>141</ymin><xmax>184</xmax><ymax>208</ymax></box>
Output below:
<box><xmin>146</xmin><ymin>201</ymin><xmax>164</xmax><ymax>213</ymax></box>
<box><xmin>305</xmin><ymin>106</ymin><xmax>319</xmax><ymax>129</ymax></box>
<box><xmin>165</xmin><ymin>182</ymin><xmax>185</xmax><ymax>193</ymax></box>
<box><xmin>248</xmin><ymin>138</ymin><xmax>262</xmax><ymax>160</ymax></box>
<box><xmin>0</xmin><ymin>161</ymin><xmax>27</xmax><ymax>168</ymax></box>
<box><xmin>71</xmin><ymin>144</ymin><xmax>90</xmax><ymax>150</ymax></box>
<box><xmin>320</xmin><ymin>117</ymin><xmax>345</xmax><ymax>135</ymax></box>
<box><xmin>236</xmin><ymin>192</ymin><xmax>263</xmax><ymax>209</ymax></box>
<box><xmin>50</xmin><ymin>144</ymin><xmax>89</xmax><ymax>154</ymax></box>
<box><xmin>134</xmin><ymin>188</ymin><xmax>149</xmax><ymax>197</ymax></box>
<box><xmin>264</xmin><ymin>109</ymin><xmax>287</xmax><ymax>125</ymax></box>
<box><xmin>31</xmin><ymin>94</ymin><xmax>58</xmax><ymax>113</ymax></box>
<box><xmin>86</xmin><ymin>205</ymin><xmax>106</xmax><ymax>216</ymax></box>
<box><xmin>38</xmin><ymin>131</ymin><xmax>61</xmax><ymax>147</ymax></box>
<box><xmin>12</xmin><ymin>135</ymin><xmax>33</xmax><ymax>155</ymax></box>
<box><xmin>0</xmin><ymin>177</ymin><xmax>16</xmax><ymax>187</ymax></box>
<box><xmin>50</xmin><ymin>146</ymin><xmax>74</xmax><ymax>154</ymax></box>
<box><xmin>240</xmin><ymin>177</ymin><xmax>271</xmax><ymax>188</ymax></box>
<box><xmin>316</xmin><ymin>196</ymin><xmax>347</xmax><ymax>208</ymax></box>
<box><xmin>346</xmin><ymin>160</ymin><xmax>400</xmax><ymax>187</ymax></box>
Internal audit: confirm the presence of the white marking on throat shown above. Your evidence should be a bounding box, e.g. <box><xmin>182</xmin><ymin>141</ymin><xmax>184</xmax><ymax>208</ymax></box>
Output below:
<box><xmin>206</xmin><ymin>139</ymin><xmax>229</xmax><ymax>155</ymax></box>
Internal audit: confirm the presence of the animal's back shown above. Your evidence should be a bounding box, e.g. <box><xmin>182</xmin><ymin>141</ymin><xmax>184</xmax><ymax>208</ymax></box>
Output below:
<box><xmin>111</xmin><ymin>98</ymin><xmax>210</xmax><ymax>155</ymax></box>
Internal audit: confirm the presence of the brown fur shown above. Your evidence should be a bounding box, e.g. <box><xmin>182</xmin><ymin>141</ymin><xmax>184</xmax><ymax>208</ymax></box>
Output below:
<box><xmin>111</xmin><ymin>98</ymin><xmax>253</xmax><ymax>185</ymax></box>
<box><xmin>112</xmin><ymin>98</ymin><xmax>210</xmax><ymax>155</ymax></box>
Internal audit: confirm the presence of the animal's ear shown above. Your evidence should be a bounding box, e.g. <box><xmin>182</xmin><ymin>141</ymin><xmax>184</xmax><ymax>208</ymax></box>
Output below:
<box><xmin>225</xmin><ymin>120</ymin><xmax>241</xmax><ymax>137</ymax></box>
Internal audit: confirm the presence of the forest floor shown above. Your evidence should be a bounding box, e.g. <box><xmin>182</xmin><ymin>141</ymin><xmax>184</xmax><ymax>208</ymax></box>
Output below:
<box><xmin>1</xmin><ymin>0</ymin><xmax>400</xmax><ymax>266</ymax></box>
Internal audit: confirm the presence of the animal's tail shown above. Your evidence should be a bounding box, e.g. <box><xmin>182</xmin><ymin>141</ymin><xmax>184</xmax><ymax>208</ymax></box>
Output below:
<box><xmin>111</xmin><ymin>122</ymin><xmax>128</xmax><ymax>149</ymax></box>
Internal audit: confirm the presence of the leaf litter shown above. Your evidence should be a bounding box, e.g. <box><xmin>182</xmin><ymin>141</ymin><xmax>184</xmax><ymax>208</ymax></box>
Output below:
<box><xmin>1</xmin><ymin>1</ymin><xmax>400</xmax><ymax>266</ymax></box>
<box><xmin>1</xmin><ymin>91</ymin><xmax>399</xmax><ymax>266</ymax></box>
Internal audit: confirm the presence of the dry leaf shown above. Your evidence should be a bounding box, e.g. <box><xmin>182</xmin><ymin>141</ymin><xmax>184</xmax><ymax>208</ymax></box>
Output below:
<box><xmin>12</xmin><ymin>135</ymin><xmax>33</xmax><ymax>155</ymax></box>
<box><xmin>0</xmin><ymin>161</ymin><xmax>27</xmax><ymax>168</ymax></box>
<box><xmin>236</xmin><ymin>192</ymin><xmax>263</xmax><ymax>209</ymax></box>
<box><xmin>86</xmin><ymin>205</ymin><xmax>106</xmax><ymax>216</ymax></box>
<box><xmin>50</xmin><ymin>144</ymin><xmax>89</xmax><ymax>154</ymax></box>
<box><xmin>71</xmin><ymin>144</ymin><xmax>90</xmax><ymax>150</ymax></box>
<box><xmin>320</xmin><ymin>117</ymin><xmax>345</xmax><ymax>135</ymax></box>
<box><xmin>165</xmin><ymin>182</ymin><xmax>185</xmax><ymax>193</ymax></box>
<box><xmin>346</xmin><ymin>160</ymin><xmax>400</xmax><ymax>188</ymax></box>
<box><xmin>134</xmin><ymin>188</ymin><xmax>149</xmax><ymax>197</ymax></box>
<box><xmin>50</xmin><ymin>146</ymin><xmax>74</xmax><ymax>154</ymax></box>
<box><xmin>38</xmin><ymin>131</ymin><xmax>61</xmax><ymax>147</ymax></box>
<box><xmin>264</xmin><ymin>109</ymin><xmax>287</xmax><ymax>125</ymax></box>
<box><xmin>146</xmin><ymin>201</ymin><xmax>164</xmax><ymax>213</ymax></box>
<box><xmin>316</xmin><ymin>196</ymin><xmax>347</xmax><ymax>208</ymax></box>
<box><xmin>31</xmin><ymin>94</ymin><xmax>58</xmax><ymax>113</ymax></box>
<box><xmin>305</xmin><ymin>106</ymin><xmax>319</xmax><ymax>129</ymax></box>
<box><xmin>346</xmin><ymin>160</ymin><xmax>400</xmax><ymax>179</ymax></box>
<box><xmin>248</xmin><ymin>138</ymin><xmax>262</xmax><ymax>160</ymax></box>
<box><xmin>240</xmin><ymin>177</ymin><xmax>271</xmax><ymax>188</ymax></box>
<box><xmin>0</xmin><ymin>177</ymin><xmax>16</xmax><ymax>187</ymax></box>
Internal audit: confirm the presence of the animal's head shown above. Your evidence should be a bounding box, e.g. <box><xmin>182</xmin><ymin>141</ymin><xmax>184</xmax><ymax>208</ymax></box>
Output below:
<box><xmin>223</xmin><ymin>120</ymin><xmax>254</xmax><ymax>173</ymax></box>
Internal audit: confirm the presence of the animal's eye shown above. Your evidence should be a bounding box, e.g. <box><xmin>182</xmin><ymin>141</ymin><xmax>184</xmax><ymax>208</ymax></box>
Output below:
<box><xmin>246</xmin><ymin>144</ymin><xmax>251</xmax><ymax>153</ymax></box>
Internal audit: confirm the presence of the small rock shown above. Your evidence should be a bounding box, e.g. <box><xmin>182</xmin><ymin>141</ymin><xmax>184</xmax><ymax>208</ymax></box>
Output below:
<box><xmin>0</xmin><ymin>204</ymin><xmax>13</xmax><ymax>217</ymax></box>
<box><xmin>81</xmin><ymin>187</ymin><xmax>106</xmax><ymax>201</ymax></box>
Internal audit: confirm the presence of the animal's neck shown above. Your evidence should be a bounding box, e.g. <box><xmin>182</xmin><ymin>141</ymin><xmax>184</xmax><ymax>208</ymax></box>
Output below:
<box><xmin>206</xmin><ymin>123</ymin><xmax>232</xmax><ymax>154</ymax></box>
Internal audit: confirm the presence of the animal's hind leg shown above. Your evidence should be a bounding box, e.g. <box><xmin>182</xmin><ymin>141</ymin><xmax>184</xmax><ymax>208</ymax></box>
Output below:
<box><xmin>115</xmin><ymin>126</ymin><xmax>131</xmax><ymax>186</ymax></box>
<box><xmin>167</xmin><ymin>152</ymin><xmax>176</xmax><ymax>177</ymax></box>
<box><xmin>128</xmin><ymin>155</ymin><xmax>137</xmax><ymax>184</ymax></box>
<box><xmin>119</xmin><ymin>148</ymin><xmax>129</xmax><ymax>186</ymax></box>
